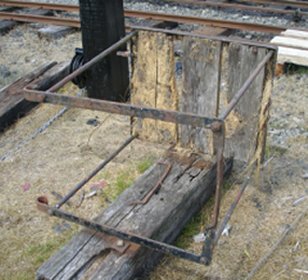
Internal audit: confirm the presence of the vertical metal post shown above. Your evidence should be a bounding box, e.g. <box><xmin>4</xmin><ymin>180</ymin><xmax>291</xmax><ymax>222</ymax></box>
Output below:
<box><xmin>79</xmin><ymin>0</ymin><xmax>129</xmax><ymax>101</ymax></box>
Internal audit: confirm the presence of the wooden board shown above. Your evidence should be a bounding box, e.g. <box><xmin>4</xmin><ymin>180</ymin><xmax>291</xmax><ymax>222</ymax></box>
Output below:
<box><xmin>0</xmin><ymin>62</ymin><xmax>69</xmax><ymax>132</ymax></box>
<box><xmin>276</xmin><ymin>47</ymin><xmax>308</xmax><ymax>66</ymax></box>
<box><xmin>38</xmin><ymin>25</ymin><xmax>75</xmax><ymax>40</ymax></box>
<box><xmin>271</xmin><ymin>29</ymin><xmax>308</xmax><ymax>66</ymax></box>
<box><xmin>37</xmin><ymin>153</ymin><xmax>233</xmax><ymax>280</ymax></box>
<box><xmin>280</xmin><ymin>29</ymin><xmax>308</xmax><ymax>40</ymax></box>
<box><xmin>0</xmin><ymin>20</ymin><xmax>16</xmax><ymax>35</ymax></box>
<box><xmin>271</xmin><ymin>36</ymin><xmax>308</xmax><ymax>50</ymax></box>
<box><xmin>131</xmin><ymin>31</ymin><xmax>178</xmax><ymax>144</ymax></box>
<box><xmin>219</xmin><ymin>43</ymin><xmax>270</xmax><ymax>162</ymax></box>
<box><xmin>179</xmin><ymin>37</ymin><xmax>222</xmax><ymax>154</ymax></box>
<box><xmin>131</xmin><ymin>31</ymin><xmax>275</xmax><ymax>163</ymax></box>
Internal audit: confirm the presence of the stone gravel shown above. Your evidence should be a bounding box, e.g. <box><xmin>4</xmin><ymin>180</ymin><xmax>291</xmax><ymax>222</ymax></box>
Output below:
<box><xmin>26</xmin><ymin>0</ymin><xmax>308</xmax><ymax>28</ymax></box>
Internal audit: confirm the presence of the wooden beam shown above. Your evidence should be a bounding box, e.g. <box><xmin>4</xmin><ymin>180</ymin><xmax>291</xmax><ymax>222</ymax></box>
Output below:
<box><xmin>37</xmin><ymin>153</ymin><xmax>233</xmax><ymax>279</ymax></box>
<box><xmin>0</xmin><ymin>62</ymin><xmax>69</xmax><ymax>132</ymax></box>
<box><xmin>79</xmin><ymin>0</ymin><xmax>129</xmax><ymax>101</ymax></box>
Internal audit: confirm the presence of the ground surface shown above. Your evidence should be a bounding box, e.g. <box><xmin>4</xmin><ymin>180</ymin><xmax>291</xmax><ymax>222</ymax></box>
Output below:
<box><xmin>0</xmin><ymin>2</ymin><xmax>308</xmax><ymax>280</ymax></box>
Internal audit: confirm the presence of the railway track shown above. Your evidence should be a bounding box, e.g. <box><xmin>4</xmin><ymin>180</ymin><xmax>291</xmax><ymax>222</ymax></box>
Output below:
<box><xmin>2</xmin><ymin>0</ymin><xmax>308</xmax><ymax>13</ymax></box>
<box><xmin>0</xmin><ymin>1</ymin><xmax>297</xmax><ymax>34</ymax></box>
<box><xmin>236</xmin><ymin>0</ymin><xmax>308</xmax><ymax>10</ymax></box>
<box><xmin>167</xmin><ymin>0</ymin><xmax>308</xmax><ymax>18</ymax></box>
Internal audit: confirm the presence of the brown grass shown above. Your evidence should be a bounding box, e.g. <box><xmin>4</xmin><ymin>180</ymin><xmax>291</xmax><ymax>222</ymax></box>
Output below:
<box><xmin>0</xmin><ymin>25</ymin><xmax>307</xmax><ymax>280</ymax></box>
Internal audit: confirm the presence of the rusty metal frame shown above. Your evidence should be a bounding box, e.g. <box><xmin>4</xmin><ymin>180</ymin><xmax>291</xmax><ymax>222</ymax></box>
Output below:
<box><xmin>23</xmin><ymin>30</ymin><xmax>274</xmax><ymax>265</ymax></box>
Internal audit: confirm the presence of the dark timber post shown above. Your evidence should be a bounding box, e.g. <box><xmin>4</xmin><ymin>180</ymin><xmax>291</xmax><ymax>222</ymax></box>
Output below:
<box><xmin>79</xmin><ymin>0</ymin><xmax>129</xmax><ymax>101</ymax></box>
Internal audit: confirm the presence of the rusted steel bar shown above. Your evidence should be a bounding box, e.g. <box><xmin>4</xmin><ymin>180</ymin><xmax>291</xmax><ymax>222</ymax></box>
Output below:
<box><xmin>131</xmin><ymin>26</ymin><xmax>277</xmax><ymax>50</ymax></box>
<box><xmin>37</xmin><ymin>197</ymin><xmax>211</xmax><ymax>265</ymax></box>
<box><xmin>219</xmin><ymin>51</ymin><xmax>274</xmax><ymax>121</ymax></box>
<box><xmin>3</xmin><ymin>0</ymin><xmax>307</xmax><ymax>14</ymax></box>
<box><xmin>172</xmin><ymin>0</ymin><xmax>308</xmax><ymax>17</ymax></box>
<box><xmin>23</xmin><ymin>91</ymin><xmax>220</xmax><ymax>128</ymax></box>
<box><xmin>0</xmin><ymin>1</ymin><xmax>78</xmax><ymax>12</ymax></box>
<box><xmin>0</xmin><ymin>12</ymin><xmax>80</xmax><ymax>28</ymax></box>
<box><xmin>200</xmin><ymin>122</ymin><xmax>225</xmax><ymax>263</ymax></box>
<box><xmin>125</xmin><ymin>10</ymin><xmax>286</xmax><ymax>34</ymax></box>
<box><xmin>213</xmin><ymin>164</ymin><xmax>256</xmax><ymax>246</ymax></box>
<box><xmin>237</xmin><ymin>0</ymin><xmax>308</xmax><ymax>10</ymax></box>
<box><xmin>130</xmin><ymin>162</ymin><xmax>172</xmax><ymax>205</ymax></box>
<box><xmin>48</xmin><ymin>31</ymin><xmax>137</xmax><ymax>93</ymax></box>
<box><xmin>209</xmin><ymin>124</ymin><xmax>225</xmax><ymax>229</ymax></box>
<box><xmin>3</xmin><ymin>0</ymin><xmax>307</xmax><ymax>13</ymax></box>
<box><xmin>0</xmin><ymin>9</ymin><xmax>291</xmax><ymax>35</ymax></box>
<box><xmin>55</xmin><ymin>134</ymin><xmax>137</xmax><ymax>209</ymax></box>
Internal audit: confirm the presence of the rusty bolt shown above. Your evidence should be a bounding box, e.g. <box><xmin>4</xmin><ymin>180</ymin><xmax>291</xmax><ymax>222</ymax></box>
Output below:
<box><xmin>210</xmin><ymin>121</ymin><xmax>223</xmax><ymax>133</ymax></box>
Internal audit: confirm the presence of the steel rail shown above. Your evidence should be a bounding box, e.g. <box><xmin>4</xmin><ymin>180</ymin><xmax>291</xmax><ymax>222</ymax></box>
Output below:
<box><xmin>236</xmin><ymin>0</ymin><xmax>308</xmax><ymax>10</ymax></box>
<box><xmin>0</xmin><ymin>0</ymin><xmax>78</xmax><ymax>12</ymax></box>
<box><xmin>169</xmin><ymin>0</ymin><xmax>308</xmax><ymax>17</ymax></box>
<box><xmin>2</xmin><ymin>0</ymin><xmax>308</xmax><ymax>14</ymax></box>
<box><xmin>0</xmin><ymin>8</ymin><xmax>292</xmax><ymax>34</ymax></box>
<box><xmin>124</xmin><ymin>10</ymin><xmax>286</xmax><ymax>34</ymax></box>
<box><xmin>0</xmin><ymin>11</ymin><xmax>80</xmax><ymax>27</ymax></box>
<box><xmin>131</xmin><ymin>26</ymin><xmax>277</xmax><ymax>49</ymax></box>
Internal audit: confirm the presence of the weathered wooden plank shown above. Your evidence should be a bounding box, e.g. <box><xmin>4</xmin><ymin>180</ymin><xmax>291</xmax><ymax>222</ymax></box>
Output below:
<box><xmin>37</xmin><ymin>153</ymin><xmax>233</xmax><ymax>280</ymax></box>
<box><xmin>276</xmin><ymin>46</ymin><xmax>308</xmax><ymax>66</ymax></box>
<box><xmin>0</xmin><ymin>20</ymin><xmax>16</xmax><ymax>35</ymax></box>
<box><xmin>0</xmin><ymin>62</ymin><xmax>69</xmax><ymax>132</ymax></box>
<box><xmin>38</xmin><ymin>25</ymin><xmax>75</xmax><ymax>40</ymax></box>
<box><xmin>179</xmin><ymin>37</ymin><xmax>221</xmax><ymax>154</ymax></box>
<box><xmin>219</xmin><ymin>43</ymin><xmax>269</xmax><ymax>162</ymax></box>
<box><xmin>0</xmin><ymin>63</ymin><xmax>55</xmax><ymax>131</ymax></box>
<box><xmin>280</xmin><ymin>29</ymin><xmax>308</xmax><ymax>40</ymax></box>
<box><xmin>131</xmin><ymin>31</ymin><xmax>178</xmax><ymax>144</ymax></box>
<box><xmin>271</xmin><ymin>36</ymin><xmax>308</xmax><ymax>50</ymax></box>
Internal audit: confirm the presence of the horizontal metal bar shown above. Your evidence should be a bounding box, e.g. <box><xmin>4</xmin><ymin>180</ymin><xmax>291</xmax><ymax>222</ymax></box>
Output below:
<box><xmin>48</xmin><ymin>31</ymin><xmax>137</xmax><ymax>92</ymax></box>
<box><xmin>172</xmin><ymin>0</ymin><xmax>308</xmax><ymax>17</ymax></box>
<box><xmin>219</xmin><ymin>51</ymin><xmax>274</xmax><ymax>120</ymax></box>
<box><xmin>125</xmin><ymin>10</ymin><xmax>286</xmax><ymax>34</ymax></box>
<box><xmin>0</xmin><ymin>11</ymin><xmax>80</xmax><ymax>27</ymax></box>
<box><xmin>0</xmin><ymin>0</ymin><xmax>78</xmax><ymax>12</ymax></box>
<box><xmin>56</xmin><ymin>134</ymin><xmax>137</xmax><ymax>209</ymax></box>
<box><xmin>130</xmin><ymin>25</ymin><xmax>278</xmax><ymax>50</ymax></box>
<box><xmin>23</xmin><ymin>90</ymin><xmax>220</xmax><ymax>128</ymax></box>
<box><xmin>37</xmin><ymin>199</ymin><xmax>209</xmax><ymax>265</ymax></box>
<box><xmin>237</xmin><ymin>0</ymin><xmax>308</xmax><ymax>9</ymax></box>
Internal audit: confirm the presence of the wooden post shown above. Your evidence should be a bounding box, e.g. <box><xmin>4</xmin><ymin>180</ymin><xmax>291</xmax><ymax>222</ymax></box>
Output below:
<box><xmin>79</xmin><ymin>0</ymin><xmax>129</xmax><ymax>101</ymax></box>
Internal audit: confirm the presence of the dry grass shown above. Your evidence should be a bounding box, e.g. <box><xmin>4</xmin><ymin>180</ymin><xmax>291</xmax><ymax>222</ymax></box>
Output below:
<box><xmin>0</xmin><ymin>25</ymin><xmax>307</xmax><ymax>280</ymax></box>
<box><xmin>0</xmin><ymin>101</ymin><xmax>165</xmax><ymax>279</ymax></box>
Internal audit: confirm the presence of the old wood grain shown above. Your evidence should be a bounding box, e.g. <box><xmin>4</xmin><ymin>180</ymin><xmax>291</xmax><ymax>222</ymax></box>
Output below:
<box><xmin>219</xmin><ymin>43</ymin><xmax>270</xmax><ymax>162</ymax></box>
<box><xmin>37</xmin><ymin>154</ymin><xmax>233</xmax><ymax>279</ymax></box>
<box><xmin>179</xmin><ymin>37</ymin><xmax>221</xmax><ymax>154</ymax></box>
<box><xmin>131</xmin><ymin>31</ymin><xmax>178</xmax><ymax>144</ymax></box>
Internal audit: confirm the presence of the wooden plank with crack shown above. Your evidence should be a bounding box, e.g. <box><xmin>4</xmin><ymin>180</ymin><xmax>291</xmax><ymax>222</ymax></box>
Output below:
<box><xmin>219</xmin><ymin>43</ymin><xmax>272</xmax><ymax>162</ymax></box>
<box><xmin>36</xmin><ymin>152</ymin><xmax>233</xmax><ymax>280</ymax></box>
<box><xmin>179</xmin><ymin>36</ymin><xmax>222</xmax><ymax>154</ymax></box>
<box><xmin>0</xmin><ymin>62</ymin><xmax>69</xmax><ymax>132</ymax></box>
<box><xmin>131</xmin><ymin>31</ymin><xmax>178</xmax><ymax>144</ymax></box>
